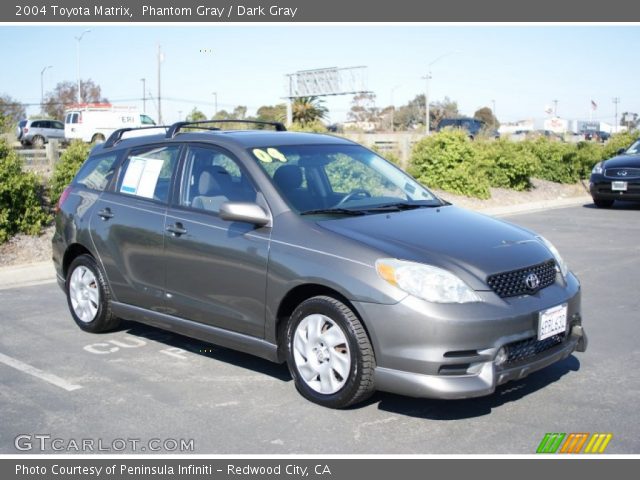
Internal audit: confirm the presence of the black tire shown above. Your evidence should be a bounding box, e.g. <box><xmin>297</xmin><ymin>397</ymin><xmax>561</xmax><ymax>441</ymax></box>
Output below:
<box><xmin>32</xmin><ymin>135</ymin><xmax>45</xmax><ymax>149</ymax></box>
<box><xmin>285</xmin><ymin>295</ymin><xmax>375</xmax><ymax>408</ymax></box>
<box><xmin>65</xmin><ymin>254</ymin><xmax>120</xmax><ymax>333</ymax></box>
<box><xmin>91</xmin><ymin>133</ymin><xmax>106</xmax><ymax>144</ymax></box>
<box><xmin>593</xmin><ymin>197</ymin><xmax>614</xmax><ymax>208</ymax></box>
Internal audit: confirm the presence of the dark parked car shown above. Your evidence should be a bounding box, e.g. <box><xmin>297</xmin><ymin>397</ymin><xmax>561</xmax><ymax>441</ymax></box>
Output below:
<box><xmin>437</xmin><ymin>117</ymin><xmax>499</xmax><ymax>139</ymax></box>
<box><xmin>53</xmin><ymin>120</ymin><xmax>587</xmax><ymax>408</ymax></box>
<box><xmin>20</xmin><ymin>119</ymin><xmax>65</xmax><ymax>148</ymax></box>
<box><xmin>590</xmin><ymin>138</ymin><xmax>640</xmax><ymax>208</ymax></box>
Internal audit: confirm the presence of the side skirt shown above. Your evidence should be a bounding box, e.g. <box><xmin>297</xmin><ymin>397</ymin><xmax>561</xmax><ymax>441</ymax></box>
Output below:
<box><xmin>111</xmin><ymin>302</ymin><xmax>280</xmax><ymax>363</ymax></box>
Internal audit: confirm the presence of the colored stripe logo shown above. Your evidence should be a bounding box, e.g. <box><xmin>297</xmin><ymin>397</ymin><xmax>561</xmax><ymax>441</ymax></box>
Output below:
<box><xmin>537</xmin><ymin>433</ymin><xmax>612</xmax><ymax>454</ymax></box>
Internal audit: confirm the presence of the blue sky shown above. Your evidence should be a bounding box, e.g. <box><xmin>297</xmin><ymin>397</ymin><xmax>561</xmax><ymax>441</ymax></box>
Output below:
<box><xmin>1</xmin><ymin>25</ymin><xmax>639</xmax><ymax>124</ymax></box>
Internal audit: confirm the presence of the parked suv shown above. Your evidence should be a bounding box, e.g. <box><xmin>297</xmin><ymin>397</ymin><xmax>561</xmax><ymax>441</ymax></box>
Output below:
<box><xmin>20</xmin><ymin>119</ymin><xmax>65</xmax><ymax>148</ymax></box>
<box><xmin>53</xmin><ymin>120</ymin><xmax>587</xmax><ymax>408</ymax></box>
<box><xmin>437</xmin><ymin>117</ymin><xmax>499</xmax><ymax>139</ymax></box>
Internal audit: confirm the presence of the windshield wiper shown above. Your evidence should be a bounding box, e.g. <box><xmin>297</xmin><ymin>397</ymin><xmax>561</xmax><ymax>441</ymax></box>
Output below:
<box><xmin>362</xmin><ymin>202</ymin><xmax>443</xmax><ymax>211</ymax></box>
<box><xmin>300</xmin><ymin>208</ymin><xmax>366</xmax><ymax>216</ymax></box>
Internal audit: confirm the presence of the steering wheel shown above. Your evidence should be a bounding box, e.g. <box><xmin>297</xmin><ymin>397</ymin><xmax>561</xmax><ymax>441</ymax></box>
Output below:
<box><xmin>335</xmin><ymin>188</ymin><xmax>372</xmax><ymax>207</ymax></box>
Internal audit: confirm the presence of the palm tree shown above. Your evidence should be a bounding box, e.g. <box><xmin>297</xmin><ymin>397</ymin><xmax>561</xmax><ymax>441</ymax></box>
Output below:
<box><xmin>292</xmin><ymin>96</ymin><xmax>328</xmax><ymax>125</ymax></box>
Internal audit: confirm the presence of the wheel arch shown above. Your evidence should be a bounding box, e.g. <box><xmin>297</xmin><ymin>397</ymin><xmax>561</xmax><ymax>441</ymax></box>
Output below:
<box><xmin>273</xmin><ymin>283</ymin><xmax>375</xmax><ymax>363</ymax></box>
<box><xmin>62</xmin><ymin>243</ymin><xmax>94</xmax><ymax>279</ymax></box>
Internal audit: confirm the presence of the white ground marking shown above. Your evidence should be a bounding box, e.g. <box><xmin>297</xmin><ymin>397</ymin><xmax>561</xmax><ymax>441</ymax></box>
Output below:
<box><xmin>0</xmin><ymin>352</ymin><xmax>82</xmax><ymax>391</ymax></box>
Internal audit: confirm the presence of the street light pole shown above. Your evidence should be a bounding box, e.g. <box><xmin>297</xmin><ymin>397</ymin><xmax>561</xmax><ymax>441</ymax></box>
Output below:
<box><xmin>424</xmin><ymin>51</ymin><xmax>460</xmax><ymax>135</ymax></box>
<box><xmin>140</xmin><ymin>78</ymin><xmax>146</xmax><ymax>113</ymax></box>
<box><xmin>390</xmin><ymin>85</ymin><xmax>400</xmax><ymax>132</ymax></box>
<box><xmin>40</xmin><ymin>65</ymin><xmax>52</xmax><ymax>114</ymax></box>
<box><xmin>212</xmin><ymin>92</ymin><xmax>218</xmax><ymax>117</ymax></box>
<box><xmin>74</xmin><ymin>29</ymin><xmax>91</xmax><ymax>104</ymax></box>
<box><xmin>612</xmin><ymin>97</ymin><xmax>620</xmax><ymax>133</ymax></box>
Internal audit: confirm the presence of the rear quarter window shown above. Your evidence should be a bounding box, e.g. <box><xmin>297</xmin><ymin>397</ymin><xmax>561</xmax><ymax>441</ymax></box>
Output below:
<box><xmin>74</xmin><ymin>152</ymin><xmax>120</xmax><ymax>191</ymax></box>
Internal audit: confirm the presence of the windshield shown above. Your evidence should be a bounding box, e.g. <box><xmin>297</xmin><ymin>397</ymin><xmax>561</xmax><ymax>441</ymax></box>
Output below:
<box><xmin>625</xmin><ymin>140</ymin><xmax>640</xmax><ymax>154</ymax></box>
<box><xmin>250</xmin><ymin>144</ymin><xmax>442</xmax><ymax>214</ymax></box>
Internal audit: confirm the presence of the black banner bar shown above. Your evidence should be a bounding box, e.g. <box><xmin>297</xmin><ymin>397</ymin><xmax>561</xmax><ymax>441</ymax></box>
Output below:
<box><xmin>3</xmin><ymin>0</ymin><xmax>640</xmax><ymax>22</ymax></box>
<box><xmin>3</xmin><ymin>458</ymin><xmax>639</xmax><ymax>480</ymax></box>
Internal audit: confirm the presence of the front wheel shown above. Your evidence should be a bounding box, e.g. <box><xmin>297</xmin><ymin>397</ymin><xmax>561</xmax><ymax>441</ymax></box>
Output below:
<box><xmin>66</xmin><ymin>254</ymin><xmax>120</xmax><ymax>332</ymax></box>
<box><xmin>593</xmin><ymin>197</ymin><xmax>614</xmax><ymax>208</ymax></box>
<box><xmin>285</xmin><ymin>296</ymin><xmax>375</xmax><ymax>408</ymax></box>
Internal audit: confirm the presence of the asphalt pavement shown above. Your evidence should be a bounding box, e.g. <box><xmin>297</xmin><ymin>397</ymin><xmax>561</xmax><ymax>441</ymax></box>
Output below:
<box><xmin>1</xmin><ymin>202</ymin><xmax>638</xmax><ymax>454</ymax></box>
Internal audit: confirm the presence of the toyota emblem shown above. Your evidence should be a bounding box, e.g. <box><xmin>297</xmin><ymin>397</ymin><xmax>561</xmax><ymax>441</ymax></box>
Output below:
<box><xmin>525</xmin><ymin>273</ymin><xmax>540</xmax><ymax>291</ymax></box>
<box><xmin>617</xmin><ymin>170</ymin><xmax>628</xmax><ymax>176</ymax></box>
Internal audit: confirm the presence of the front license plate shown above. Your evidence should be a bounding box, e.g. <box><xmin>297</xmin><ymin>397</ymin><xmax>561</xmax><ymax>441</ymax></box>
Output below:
<box><xmin>538</xmin><ymin>304</ymin><xmax>568</xmax><ymax>340</ymax></box>
<box><xmin>612</xmin><ymin>181</ymin><xmax>627</xmax><ymax>191</ymax></box>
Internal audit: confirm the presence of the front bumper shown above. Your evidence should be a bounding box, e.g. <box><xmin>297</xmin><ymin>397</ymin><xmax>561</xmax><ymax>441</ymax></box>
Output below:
<box><xmin>590</xmin><ymin>176</ymin><xmax>640</xmax><ymax>201</ymax></box>
<box><xmin>353</xmin><ymin>273</ymin><xmax>586</xmax><ymax>399</ymax></box>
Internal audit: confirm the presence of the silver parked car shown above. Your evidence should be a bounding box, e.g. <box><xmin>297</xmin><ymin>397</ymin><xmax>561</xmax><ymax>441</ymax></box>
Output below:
<box><xmin>52</xmin><ymin>120</ymin><xmax>587</xmax><ymax>408</ymax></box>
<box><xmin>21</xmin><ymin>119</ymin><xmax>65</xmax><ymax>148</ymax></box>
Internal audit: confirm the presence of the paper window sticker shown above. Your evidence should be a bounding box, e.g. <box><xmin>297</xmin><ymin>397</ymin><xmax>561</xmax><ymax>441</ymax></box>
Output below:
<box><xmin>253</xmin><ymin>149</ymin><xmax>273</xmax><ymax>163</ymax></box>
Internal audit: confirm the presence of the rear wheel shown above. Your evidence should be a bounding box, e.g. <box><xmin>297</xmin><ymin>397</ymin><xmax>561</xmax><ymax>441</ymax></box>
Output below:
<box><xmin>286</xmin><ymin>296</ymin><xmax>375</xmax><ymax>408</ymax></box>
<box><xmin>91</xmin><ymin>133</ymin><xmax>106</xmax><ymax>144</ymax></box>
<box><xmin>593</xmin><ymin>197</ymin><xmax>614</xmax><ymax>208</ymax></box>
<box><xmin>32</xmin><ymin>135</ymin><xmax>45</xmax><ymax>149</ymax></box>
<box><xmin>66</xmin><ymin>254</ymin><xmax>120</xmax><ymax>333</ymax></box>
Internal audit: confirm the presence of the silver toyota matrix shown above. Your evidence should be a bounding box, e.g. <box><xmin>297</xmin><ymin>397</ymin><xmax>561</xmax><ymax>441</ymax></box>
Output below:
<box><xmin>53</xmin><ymin>120</ymin><xmax>587</xmax><ymax>408</ymax></box>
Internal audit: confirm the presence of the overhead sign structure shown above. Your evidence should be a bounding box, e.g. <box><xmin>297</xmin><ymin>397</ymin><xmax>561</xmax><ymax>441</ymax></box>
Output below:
<box><xmin>284</xmin><ymin>66</ymin><xmax>372</xmax><ymax>124</ymax></box>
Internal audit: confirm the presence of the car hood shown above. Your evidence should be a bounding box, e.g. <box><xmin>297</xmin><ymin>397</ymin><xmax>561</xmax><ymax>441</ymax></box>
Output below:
<box><xmin>318</xmin><ymin>205</ymin><xmax>555</xmax><ymax>290</ymax></box>
<box><xmin>603</xmin><ymin>154</ymin><xmax>640</xmax><ymax>168</ymax></box>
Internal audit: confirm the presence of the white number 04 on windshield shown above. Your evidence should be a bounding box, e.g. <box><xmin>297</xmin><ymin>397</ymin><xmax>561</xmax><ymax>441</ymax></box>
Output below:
<box><xmin>538</xmin><ymin>304</ymin><xmax>568</xmax><ymax>340</ymax></box>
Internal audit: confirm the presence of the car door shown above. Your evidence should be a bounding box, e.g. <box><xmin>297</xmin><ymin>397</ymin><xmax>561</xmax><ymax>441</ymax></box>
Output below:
<box><xmin>50</xmin><ymin>120</ymin><xmax>65</xmax><ymax>140</ymax></box>
<box><xmin>89</xmin><ymin>143</ymin><xmax>181</xmax><ymax>311</ymax></box>
<box><xmin>163</xmin><ymin>144</ymin><xmax>271</xmax><ymax>338</ymax></box>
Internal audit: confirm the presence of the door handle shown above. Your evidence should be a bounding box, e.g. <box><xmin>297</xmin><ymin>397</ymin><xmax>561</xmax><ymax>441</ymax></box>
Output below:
<box><xmin>97</xmin><ymin>208</ymin><xmax>114</xmax><ymax>220</ymax></box>
<box><xmin>166</xmin><ymin>223</ymin><xmax>188</xmax><ymax>236</ymax></box>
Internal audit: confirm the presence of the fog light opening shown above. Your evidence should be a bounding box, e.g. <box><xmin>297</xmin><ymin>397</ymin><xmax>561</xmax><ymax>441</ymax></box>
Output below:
<box><xmin>494</xmin><ymin>347</ymin><xmax>508</xmax><ymax>366</ymax></box>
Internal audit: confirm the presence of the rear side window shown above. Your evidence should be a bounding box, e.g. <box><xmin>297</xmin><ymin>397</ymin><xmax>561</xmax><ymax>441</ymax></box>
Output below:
<box><xmin>31</xmin><ymin>121</ymin><xmax>42</xmax><ymax>128</ymax></box>
<box><xmin>74</xmin><ymin>153</ymin><xmax>119</xmax><ymax>191</ymax></box>
<box><xmin>117</xmin><ymin>145</ymin><xmax>180</xmax><ymax>203</ymax></box>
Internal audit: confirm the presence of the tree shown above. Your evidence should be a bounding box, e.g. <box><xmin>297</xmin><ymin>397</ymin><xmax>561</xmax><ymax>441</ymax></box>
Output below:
<box><xmin>0</xmin><ymin>94</ymin><xmax>26</xmax><ymax>133</ymax></box>
<box><xmin>186</xmin><ymin>107</ymin><xmax>207</xmax><ymax>122</ymax></box>
<box><xmin>348</xmin><ymin>93</ymin><xmax>379</xmax><ymax>124</ymax></box>
<box><xmin>43</xmin><ymin>79</ymin><xmax>108</xmax><ymax>120</ymax></box>
<box><xmin>430</xmin><ymin>97</ymin><xmax>460</xmax><ymax>128</ymax></box>
<box><xmin>474</xmin><ymin>106</ymin><xmax>499</xmax><ymax>129</ymax></box>
<box><xmin>256</xmin><ymin>104</ymin><xmax>286</xmax><ymax>123</ymax></box>
<box><xmin>232</xmin><ymin>105</ymin><xmax>248</xmax><ymax>120</ymax></box>
<box><xmin>212</xmin><ymin>109</ymin><xmax>232</xmax><ymax>120</ymax></box>
<box><xmin>393</xmin><ymin>94</ymin><xmax>425</xmax><ymax>130</ymax></box>
<box><xmin>292</xmin><ymin>97</ymin><xmax>328</xmax><ymax>125</ymax></box>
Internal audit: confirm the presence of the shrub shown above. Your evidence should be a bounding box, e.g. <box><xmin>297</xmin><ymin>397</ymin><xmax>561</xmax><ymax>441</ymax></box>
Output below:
<box><xmin>475</xmin><ymin>139</ymin><xmax>539</xmax><ymax>191</ymax></box>
<box><xmin>50</xmin><ymin>140</ymin><xmax>90</xmax><ymax>204</ymax></box>
<box><xmin>602</xmin><ymin>130</ymin><xmax>638</xmax><ymax>159</ymax></box>
<box><xmin>525</xmin><ymin>137</ymin><xmax>579</xmax><ymax>183</ymax></box>
<box><xmin>0</xmin><ymin>138</ymin><xmax>50</xmax><ymax>243</ymax></box>
<box><xmin>409</xmin><ymin>129</ymin><xmax>491</xmax><ymax>199</ymax></box>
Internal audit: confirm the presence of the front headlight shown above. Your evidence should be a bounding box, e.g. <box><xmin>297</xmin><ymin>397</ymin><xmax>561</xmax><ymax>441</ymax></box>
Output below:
<box><xmin>375</xmin><ymin>259</ymin><xmax>482</xmax><ymax>304</ymax></box>
<box><xmin>592</xmin><ymin>162</ymin><xmax>604</xmax><ymax>174</ymax></box>
<box><xmin>537</xmin><ymin>236</ymin><xmax>569</xmax><ymax>278</ymax></box>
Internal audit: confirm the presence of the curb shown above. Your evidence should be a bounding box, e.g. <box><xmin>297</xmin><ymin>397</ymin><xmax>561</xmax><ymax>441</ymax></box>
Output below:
<box><xmin>477</xmin><ymin>195</ymin><xmax>591</xmax><ymax>217</ymax></box>
<box><xmin>0</xmin><ymin>195</ymin><xmax>593</xmax><ymax>290</ymax></box>
<box><xmin>0</xmin><ymin>262</ymin><xmax>57</xmax><ymax>291</ymax></box>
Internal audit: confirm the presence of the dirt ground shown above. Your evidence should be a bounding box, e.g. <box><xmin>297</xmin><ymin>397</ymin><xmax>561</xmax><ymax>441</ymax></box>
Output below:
<box><xmin>0</xmin><ymin>179</ymin><xmax>590</xmax><ymax>267</ymax></box>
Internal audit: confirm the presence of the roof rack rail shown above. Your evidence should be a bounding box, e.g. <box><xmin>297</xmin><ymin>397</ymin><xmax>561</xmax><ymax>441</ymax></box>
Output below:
<box><xmin>104</xmin><ymin>126</ymin><xmax>171</xmax><ymax>148</ymax></box>
<box><xmin>165</xmin><ymin>119</ymin><xmax>287</xmax><ymax>138</ymax></box>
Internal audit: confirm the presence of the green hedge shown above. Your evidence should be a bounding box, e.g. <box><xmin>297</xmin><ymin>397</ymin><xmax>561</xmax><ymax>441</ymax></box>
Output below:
<box><xmin>0</xmin><ymin>139</ymin><xmax>50</xmax><ymax>243</ymax></box>
<box><xmin>408</xmin><ymin>130</ymin><xmax>638</xmax><ymax>198</ymax></box>
<box><xmin>50</xmin><ymin>140</ymin><xmax>91</xmax><ymax>204</ymax></box>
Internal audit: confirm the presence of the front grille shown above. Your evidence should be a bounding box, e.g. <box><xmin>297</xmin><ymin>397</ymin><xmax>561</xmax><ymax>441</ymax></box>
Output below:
<box><xmin>486</xmin><ymin>260</ymin><xmax>557</xmax><ymax>298</ymax></box>
<box><xmin>504</xmin><ymin>334</ymin><xmax>565</xmax><ymax>366</ymax></box>
<box><xmin>605</xmin><ymin>167</ymin><xmax>640</xmax><ymax>179</ymax></box>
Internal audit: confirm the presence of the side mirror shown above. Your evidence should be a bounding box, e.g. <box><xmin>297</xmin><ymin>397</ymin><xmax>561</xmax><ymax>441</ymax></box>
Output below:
<box><xmin>617</xmin><ymin>148</ymin><xmax>626</xmax><ymax>155</ymax></box>
<box><xmin>219</xmin><ymin>202</ymin><xmax>270</xmax><ymax>226</ymax></box>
